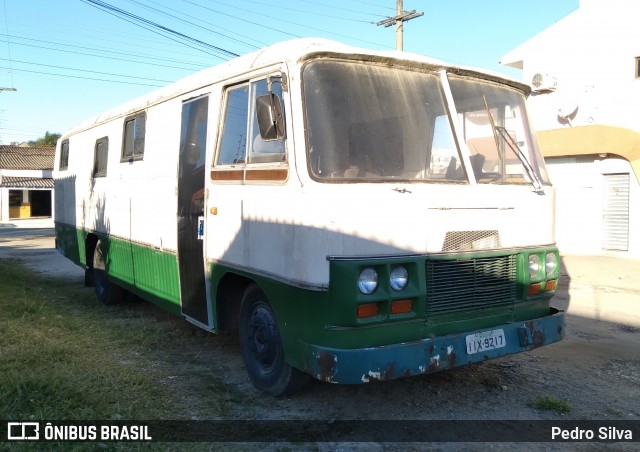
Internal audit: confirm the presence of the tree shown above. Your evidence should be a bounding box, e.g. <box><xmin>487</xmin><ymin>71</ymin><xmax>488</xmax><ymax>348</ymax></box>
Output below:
<box><xmin>29</xmin><ymin>131</ymin><xmax>61</xmax><ymax>147</ymax></box>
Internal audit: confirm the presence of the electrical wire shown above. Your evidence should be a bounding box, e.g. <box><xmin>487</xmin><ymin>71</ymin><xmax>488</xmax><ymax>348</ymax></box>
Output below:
<box><xmin>186</xmin><ymin>0</ymin><xmax>388</xmax><ymax>47</ymax></box>
<box><xmin>0</xmin><ymin>57</ymin><xmax>174</xmax><ymax>83</ymax></box>
<box><xmin>236</xmin><ymin>0</ymin><xmax>379</xmax><ymax>22</ymax></box>
<box><xmin>2</xmin><ymin>0</ymin><xmax>15</xmax><ymax>87</ymax></box>
<box><xmin>3</xmin><ymin>33</ymin><xmax>210</xmax><ymax>69</ymax></box>
<box><xmin>352</xmin><ymin>0</ymin><xmax>397</xmax><ymax>12</ymax></box>
<box><xmin>125</xmin><ymin>0</ymin><xmax>264</xmax><ymax>49</ymax></box>
<box><xmin>0</xmin><ymin>38</ymin><xmax>209</xmax><ymax>72</ymax></box>
<box><xmin>0</xmin><ymin>65</ymin><xmax>164</xmax><ymax>87</ymax></box>
<box><xmin>183</xmin><ymin>0</ymin><xmax>302</xmax><ymax>40</ymax></box>
<box><xmin>80</xmin><ymin>0</ymin><xmax>239</xmax><ymax>59</ymax></box>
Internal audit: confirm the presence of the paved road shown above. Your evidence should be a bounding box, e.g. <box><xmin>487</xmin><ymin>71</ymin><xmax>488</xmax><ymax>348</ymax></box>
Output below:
<box><xmin>0</xmin><ymin>221</ymin><xmax>84</xmax><ymax>282</ymax></box>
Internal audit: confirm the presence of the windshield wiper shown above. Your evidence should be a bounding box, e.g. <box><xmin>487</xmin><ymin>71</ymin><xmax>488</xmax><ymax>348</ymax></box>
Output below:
<box><xmin>483</xmin><ymin>96</ymin><xmax>544</xmax><ymax>193</ymax></box>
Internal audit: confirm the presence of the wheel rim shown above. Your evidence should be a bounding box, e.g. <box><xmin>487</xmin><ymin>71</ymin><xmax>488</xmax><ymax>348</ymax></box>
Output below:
<box><xmin>247</xmin><ymin>303</ymin><xmax>279</xmax><ymax>371</ymax></box>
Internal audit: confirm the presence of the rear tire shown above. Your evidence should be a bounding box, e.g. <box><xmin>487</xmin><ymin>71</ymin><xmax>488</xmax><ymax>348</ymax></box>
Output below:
<box><xmin>92</xmin><ymin>240</ymin><xmax>123</xmax><ymax>305</ymax></box>
<box><xmin>239</xmin><ymin>284</ymin><xmax>309</xmax><ymax>396</ymax></box>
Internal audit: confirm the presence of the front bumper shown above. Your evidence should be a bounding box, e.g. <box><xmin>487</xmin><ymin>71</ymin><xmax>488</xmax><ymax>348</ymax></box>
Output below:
<box><xmin>304</xmin><ymin>308</ymin><xmax>565</xmax><ymax>384</ymax></box>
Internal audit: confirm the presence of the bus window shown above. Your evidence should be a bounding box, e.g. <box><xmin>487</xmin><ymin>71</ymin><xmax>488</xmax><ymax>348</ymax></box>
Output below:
<box><xmin>449</xmin><ymin>77</ymin><xmax>550</xmax><ymax>186</ymax></box>
<box><xmin>59</xmin><ymin>139</ymin><xmax>69</xmax><ymax>171</ymax></box>
<box><xmin>121</xmin><ymin>113</ymin><xmax>146</xmax><ymax>162</ymax></box>
<box><xmin>216</xmin><ymin>77</ymin><xmax>286</xmax><ymax>168</ymax></box>
<box><xmin>93</xmin><ymin>137</ymin><xmax>108</xmax><ymax>178</ymax></box>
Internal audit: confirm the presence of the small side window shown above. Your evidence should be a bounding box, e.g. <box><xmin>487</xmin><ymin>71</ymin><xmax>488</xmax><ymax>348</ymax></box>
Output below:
<box><xmin>122</xmin><ymin>113</ymin><xmax>146</xmax><ymax>161</ymax></box>
<box><xmin>636</xmin><ymin>57</ymin><xmax>640</xmax><ymax>79</ymax></box>
<box><xmin>93</xmin><ymin>137</ymin><xmax>109</xmax><ymax>178</ymax></box>
<box><xmin>59</xmin><ymin>139</ymin><xmax>69</xmax><ymax>171</ymax></box>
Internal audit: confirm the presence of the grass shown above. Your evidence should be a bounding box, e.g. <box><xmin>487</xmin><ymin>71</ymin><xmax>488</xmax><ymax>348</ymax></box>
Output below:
<box><xmin>532</xmin><ymin>395</ymin><xmax>572</xmax><ymax>414</ymax></box>
<box><xmin>0</xmin><ymin>259</ymin><xmax>240</xmax><ymax>424</ymax></box>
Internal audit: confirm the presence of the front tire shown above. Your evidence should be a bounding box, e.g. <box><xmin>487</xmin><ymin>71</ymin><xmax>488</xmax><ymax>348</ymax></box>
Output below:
<box><xmin>92</xmin><ymin>240</ymin><xmax>123</xmax><ymax>305</ymax></box>
<box><xmin>239</xmin><ymin>284</ymin><xmax>308</xmax><ymax>396</ymax></box>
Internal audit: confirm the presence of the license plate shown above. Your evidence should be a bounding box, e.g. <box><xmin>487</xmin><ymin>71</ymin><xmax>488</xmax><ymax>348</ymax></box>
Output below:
<box><xmin>465</xmin><ymin>329</ymin><xmax>506</xmax><ymax>354</ymax></box>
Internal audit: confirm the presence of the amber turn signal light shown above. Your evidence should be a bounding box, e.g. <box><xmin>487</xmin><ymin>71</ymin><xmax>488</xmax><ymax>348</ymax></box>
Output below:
<box><xmin>357</xmin><ymin>302</ymin><xmax>379</xmax><ymax>318</ymax></box>
<box><xmin>528</xmin><ymin>283</ymin><xmax>542</xmax><ymax>296</ymax></box>
<box><xmin>390</xmin><ymin>299</ymin><xmax>413</xmax><ymax>314</ymax></box>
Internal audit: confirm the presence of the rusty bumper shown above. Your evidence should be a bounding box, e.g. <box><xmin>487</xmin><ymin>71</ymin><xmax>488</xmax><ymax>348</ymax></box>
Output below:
<box><xmin>304</xmin><ymin>308</ymin><xmax>565</xmax><ymax>384</ymax></box>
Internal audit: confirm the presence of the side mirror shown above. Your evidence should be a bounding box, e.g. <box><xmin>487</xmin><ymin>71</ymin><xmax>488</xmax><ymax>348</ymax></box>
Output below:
<box><xmin>256</xmin><ymin>93</ymin><xmax>285</xmax><ymax>141</ymax></box>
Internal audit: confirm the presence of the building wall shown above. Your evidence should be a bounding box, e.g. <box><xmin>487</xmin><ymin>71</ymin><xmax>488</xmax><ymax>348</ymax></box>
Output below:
<box><xmin>547</xmin><ymin>156</ymin><xmax>640</xmax><ymax>256</ymax></box>
<box><xmin>513</xmin><ymin>0</ymin><xmax>640</xmax><ymax>132</ymax></box>
<box><xmin>0</xmin><ymin>187</ymin><xmax>53</xmax><ymax>221</ymax></box>
<box><xmin>0</xmin><ymin>188</ymin><xmax>7</xmax><ymax>222</ymax></box>
<box><xmin>502</xmin><ymin>0</ymin><xmax>640</xmax><ymax>257</ymax></box>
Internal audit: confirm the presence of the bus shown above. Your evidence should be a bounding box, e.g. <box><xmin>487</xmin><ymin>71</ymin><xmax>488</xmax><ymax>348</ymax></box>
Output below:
<box><xmin>54</xmin><ymin>38</ymin><xmax>564</xmax><ymax>396</ymax></box>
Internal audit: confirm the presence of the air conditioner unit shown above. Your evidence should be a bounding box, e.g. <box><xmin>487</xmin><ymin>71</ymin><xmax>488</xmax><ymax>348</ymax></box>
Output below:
<box><xmin>531</xmin><ymin>73</ymin><xmax>557</xmax><ymax>93</ymax></box>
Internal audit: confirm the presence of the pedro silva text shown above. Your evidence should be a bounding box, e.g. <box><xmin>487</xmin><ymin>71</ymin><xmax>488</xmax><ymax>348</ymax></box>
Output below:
<box><xmin>551</xmin><ymin>426</ymin><xmax>633</xmax><ymax>440</ymax></box>
<box><xmin>7</xmin><ymin>422</ymin><xmax>152</xmax><ymax>441</ymax></box>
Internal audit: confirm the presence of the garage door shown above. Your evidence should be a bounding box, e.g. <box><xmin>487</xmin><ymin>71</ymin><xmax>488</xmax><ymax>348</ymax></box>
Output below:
<box><xmin>602</xmin><ymin>173</ymin><xmax>630</xmax><ymax>251</ymax></box>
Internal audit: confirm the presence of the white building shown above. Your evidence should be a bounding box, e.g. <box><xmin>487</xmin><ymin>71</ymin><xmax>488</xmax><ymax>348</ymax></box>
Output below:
<box><xmin>501</xmin><ymin>0</ymin><xmax>640</xmax><ymax>255</ymax></box>
<box><xmin>0</xmin><ymin>146</ymin><xmax>54</xmax><ymax>222</ymax></box>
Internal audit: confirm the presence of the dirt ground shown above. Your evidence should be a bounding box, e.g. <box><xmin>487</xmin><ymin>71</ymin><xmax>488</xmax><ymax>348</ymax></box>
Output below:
<box><xmin>1</xmin><ymin>223</ymin><xmax>639</xmax><ymax>449</ymax></box>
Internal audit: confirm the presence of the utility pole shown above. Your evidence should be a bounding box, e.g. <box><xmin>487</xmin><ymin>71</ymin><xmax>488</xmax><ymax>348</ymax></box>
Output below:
<box><xmin>375</xmin><ymin>0</ymin><xmax>423</xmax><ymax>51</ymax></box>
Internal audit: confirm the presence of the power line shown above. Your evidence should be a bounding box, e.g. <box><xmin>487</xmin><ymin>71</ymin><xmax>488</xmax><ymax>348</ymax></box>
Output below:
<box><xmin>80</xmin><ymin>0</ymin><xmax>239</xmax><ymax>59</ymax></box>
<box><xmin>237</xmin><ymin>0</ymin><xmax>378</xmax><ymax>23</ymax></box>
<box><xmin>353</xmin><ymin>0</ymin><xmax>397</xmax><ymax>11</ymax></box>
<box><xmin>0</xmin><ymin>57</ymin><xmax>174</xmax><ymax>83</ymax></box>
<box><xmin>4</xmin><ymin>33</ymin><xmax>210</xmax><ymax>69</ymax></box>
<box><xmin>0</xmin><ymin>37</ymin><xmax>208</xmax><ymax>72</ymax></box>
<box><xmin>6</xmin><ymin>11</ymin><xmax>221</xmax><ymax>57</ymax></box>
<box><xmin>188</xmin><ymin>0</ymin><xmax>388</xmax><ymax>48</ymax></box>
<box><xmin>183</xmin><ymin>0</ymin><xmax>302</xmax><ymax>40</ymax></box>
<box><xmin>0</xmin><ymin>65</ymin><xmax>164</xmax><ymax>87</ymax></box>
<box><xmin>2</xmin><ymin>0</ymin><xmax>15</xmax><ymax>88</ymax></box>
<box><xmin>125</xmin><ymin>0</ymin><xmax>264</xmax><ymax>49</ymax></box>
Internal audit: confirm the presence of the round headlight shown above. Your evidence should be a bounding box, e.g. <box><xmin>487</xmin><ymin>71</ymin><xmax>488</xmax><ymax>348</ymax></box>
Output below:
<box><xmin>545</xmin><ymin>252</ymin><xmax>557</xmax><ymax>275</ymax></box>
<box><xmin>357</xmin><ymin>268</ymin><xmax>379</xmax><ymax>295</ymax></box>
<box><xmin>528</xmin><ymin>254</ymin><xmax>541</xmax><ymax>278</ymax></box>
<box><xmin>390</xmin><ymin>266</ymin><xmax>409</xmax><ymax>292</ymax></box>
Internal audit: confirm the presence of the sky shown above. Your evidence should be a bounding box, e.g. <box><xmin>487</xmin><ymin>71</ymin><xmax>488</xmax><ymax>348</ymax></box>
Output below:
<box><xmin>0</xmin><ymin>0</ymin><xmax>579</xmax><ymax>145</ymax></box>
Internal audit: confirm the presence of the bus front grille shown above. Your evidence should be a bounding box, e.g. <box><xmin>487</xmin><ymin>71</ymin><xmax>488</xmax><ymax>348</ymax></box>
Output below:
<box><xmin>425</xmin><ymin>255</ymin><xmax>517</xmax><ymax>315</ymax></box>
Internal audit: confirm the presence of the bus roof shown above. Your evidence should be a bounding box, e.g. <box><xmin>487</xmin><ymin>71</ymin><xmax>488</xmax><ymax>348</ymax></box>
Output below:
<box><xmin>62</xmin><ymin>38</ymin><xmax>529</xmax><ymax>138</ymax></box>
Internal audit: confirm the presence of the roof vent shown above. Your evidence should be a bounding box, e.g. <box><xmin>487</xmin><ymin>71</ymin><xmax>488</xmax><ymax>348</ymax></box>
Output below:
<box><xmin>531</xmin><ymin>73</ymin><xmax>557</xmax><ymax>93</ymax></box>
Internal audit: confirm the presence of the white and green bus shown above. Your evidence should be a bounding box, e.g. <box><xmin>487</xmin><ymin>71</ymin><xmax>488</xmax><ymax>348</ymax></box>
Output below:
<box><xmin>54</xmin><ymin>38</ymin><xmax>564</xmax><ymax>395</ymax></box>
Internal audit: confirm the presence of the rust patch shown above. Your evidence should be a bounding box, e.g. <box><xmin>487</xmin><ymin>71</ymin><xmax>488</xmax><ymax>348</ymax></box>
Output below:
<box><xmin>526</xmin><ymin>320</ymin><xmax>545</xmax><ymax>347</ymax></box>
<box><xmin>447</xmin><ymin>350</ymin><xmax>457</xmax><ymax>369</ymax></box>
<box><xmin>383</xmin><ymin>362</ymin><xmax>396</xmax><ymax>380</ymax></box>
<box><xmin>532</xmin><ymin>329</ymin><xmax>544</xmax><ymax>347</ymax></box>
<box><xmin>427</xmin><ymin>356</ymin><xmax>440</xmax><ymax>373</ymax></box>
<box><xmin>317</xmin><ymin>351</ymin><xmax>337</xmax><ymax>382</ymax></box>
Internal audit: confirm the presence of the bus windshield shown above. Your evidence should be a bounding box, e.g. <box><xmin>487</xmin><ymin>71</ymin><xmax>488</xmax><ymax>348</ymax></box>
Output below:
<box><xmin>302</xmin><ymin>60</ymin><xmax>550</xmax><ymax>186</ymax></box>
<box><xmin>303</xmin><ymin>60</ymin><xmax>465</xmax><ymax>182</ymax></box>
<box><xmin>448</xmin><ymin>76</ymin><xmax>550</xmax><ymax>186</ymax></box>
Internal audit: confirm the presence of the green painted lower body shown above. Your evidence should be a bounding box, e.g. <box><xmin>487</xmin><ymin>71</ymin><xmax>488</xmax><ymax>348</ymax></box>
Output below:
<box><xmin>209</xmin><ymin>247</ymin><xmax>563</xmax><ymax>384</ymax></box>
<box><xmin>57</xmin><ymin>223</ymin><xmax>563</xmax><ymax>386</ymax></box>
<box><xmin>55</xmin><ymin>223</ymin><xmax>181</xmax><ymax>315</ymax></box>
